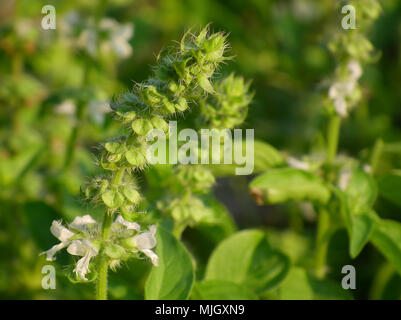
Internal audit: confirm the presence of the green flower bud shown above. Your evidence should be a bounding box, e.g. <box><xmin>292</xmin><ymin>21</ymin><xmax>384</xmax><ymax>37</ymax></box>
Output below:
<box><xmin>122</xmin><ymin>185</ymin><xmax>141</xmax><ymax>205</ymax></box>
<box><xmin>131</xmin><ymin>118</ymin><xmax>154</xmax><ymax>136</ymax></box>
<box><xmin>101</xmin><ymin>189</ymin><xmax>125</xmax><ymax>208</ymax></box>
<box><xmin>125</xmin><ymin>148</ymin><xmax>147</xmax><ymax>167</ymax></box>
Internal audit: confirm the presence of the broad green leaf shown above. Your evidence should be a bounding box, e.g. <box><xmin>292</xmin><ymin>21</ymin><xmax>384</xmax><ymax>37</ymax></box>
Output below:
<box><xmin>271</xmin><ymin>267</ymin><xmax>353</xmax><ymax>300</ymax></box>
<box><xmin>250</xmin><ymin>168</ymin><xmax>330</xmax><ymax>205</ymax></box>
<box><xmin>349</xmin><ymin>213</ymin><xmax>374</xmax><ymax>258</ymax></box>
<box><xmin>336</xmin><ymin>168</ymin><xmax>378</xmax><ymax>258</ymax></box>
<box><xmin>275</xmin><ymin>268</ymin><xmax>313</xmax><ymax>300</ymax></box>
<box><xmin>204</xmin><ymin>230</ymin><xmax>290</xmax><ymax>294</ymax></box>
<box><xmin>371</xmin><ymin>219</ymin><xmax>401</xmax><ymax>275</ymax></box>
<box><xmin>377</xmin><ymin>173</ymin><xmax>401</xmax><ymax>208</ymax></box>
<box><xmin>131</xmin><ymin>118</ymin><xmax>153</xmax><ymax>136</ymax></box>
<box><xmin>145</xmin><ymin>226</ymin><xmax>195</xmax><ymax>300</ymax></box>
<box><xmin>192</xmin><ymin>280</ymin><xmax>258</xmax><ymax>300</ymax></box>
<box><xmin>345</xmin><ymin>168</ymin><xmax>377</xmax><ymax>213</ymax></box>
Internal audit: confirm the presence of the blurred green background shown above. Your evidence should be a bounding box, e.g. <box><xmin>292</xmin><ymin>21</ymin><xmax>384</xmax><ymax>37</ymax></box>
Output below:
<box><xmin>0</xmin><ymin>0</ymin><xmax>400</xmax><ymax>299</ymax></box>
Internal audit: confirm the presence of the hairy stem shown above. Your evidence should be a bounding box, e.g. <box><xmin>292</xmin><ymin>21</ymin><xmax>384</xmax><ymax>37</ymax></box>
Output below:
<box><xmin>96</xmin><ymin>211</ymin><xmax>113</xmax><ymax>300</ymax></box>
<box><xmin>96</xmin><ymin>168</ymin><xmax>125</xmax><ymax>300</ymax></box>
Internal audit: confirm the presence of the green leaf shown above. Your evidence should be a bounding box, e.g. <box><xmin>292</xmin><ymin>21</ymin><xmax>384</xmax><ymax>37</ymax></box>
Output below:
<box><xmin>145</xmin><ymin>226</ymin><xmax>195</xmax><ymax>300</ymax></box>
<box><xmin>377</xmin><ymin>173</ymin><xmax>401</xmax><ymax>208</ymax></box>
<box><xmin>371</xmin><ymin>219</ymin><xmax>401</xmax><ymax>275</ymax></box>
<box><xmin>349</xmin><ymin>213</ymin><xmax>374</xmax><ymax>258</ymax></box>
<box><xmin>250</xmin><ymin>168</ymin><xmax>330</xmax><ymax>205</ymax></box>
<box><xmin>275</xmin><ymin>267</ymin><xmax>313</xmax><ymax>300</ymax></box>
<box><xmin>345</xmin><ymin>168</ymin><xmax>377</xmax><ymax>213</ymax></box>
<box><xmin>204</xmin><ymin>230</ymin><xmax>290</xmax><ymax>294</ymax></box>
<box><xmin>191</xmin><ymin>280</ymin><xmax>258</xmax><ymax>300</ymax></box>
<box><xmin>272</xmin><ymin>267</ymin><xmax>353</xmax><ymax>300</ymax></box>
<box><xmin>101</xmin><ymin>189</ymin><xmax>124</xmax><ymax>208</ymax></box>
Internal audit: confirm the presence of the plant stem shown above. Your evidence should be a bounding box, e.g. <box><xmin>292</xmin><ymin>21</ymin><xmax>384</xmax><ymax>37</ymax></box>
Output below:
<box><xmin>96</xmin><ymin>168</ymin><xmax>125</xmax><ymax>300</ymax></box>
<box><xmin>96</xmin><ymin>211</ymin><xmax>113</xmax><ymax>300</ymax></box>
<box><xmin>314</xmin><ymin>114</ymin><xmax>341</xmax><ymax>278</ymax></box>
<box><xmin>326</xmin><ymin>115</ymin><xmax>341</xmax><ymax>166</ymax></box>
<box><xmin>315</xmin><ymin>207</ymin><xmax>330</xmax><ymax>278</ymax></box>
<box><xmin>370</xmin><ymin>138</ymin><xmax>383</xmax><ymax>176</ymax></box>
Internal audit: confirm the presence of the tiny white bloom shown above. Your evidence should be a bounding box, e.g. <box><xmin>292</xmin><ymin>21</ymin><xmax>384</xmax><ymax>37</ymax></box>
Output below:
<box><xmin>67</xmin><ymin>239</ymin><xmax>98</xmax><ymax>281</ymax></box>
<box><xmin>51</xmin><ymin>220</ymin><xmax>75</xmax><ymax>242</ymax></box>
<box><xmin>287</xmin><ymin>157</ymin><xmax>310</xmax><ymax>171</ymax></box>
<box><xmin>133</xmin><ymin>225</ymin><xmax>158</xmax><ymax>266</ymax></box>
<box><xmin>334</xmin><ymin>97</ymin><xmax>348</xmax><ymax>117</ymax></box>
<box><xmin>115</xmin><ymin>215</ymin><xmax>141</xmax><ymax>231</ymax></box>
<box><xmin>40</xmin><ymin>242</ymin><xmax>69</xmax><ymax>261</ymax></box>
<box><xmin>40</xmin><ymin>220</ymin><xmax>75</xmax><ymax>261</ymax></box>
<box><xmin>55</xmin><ymin>99</ymin><xmax>76</xmax><ymax>115</ymax></box>
<box><xmin>347</xmin><ymin>59</ymin><xmax>362</xmax><ymax>80</ymax></box>
<box><xmin>339</xmin><ymin>169</ymin><xmax>352</xmax><ymax>191</ymax></box>
<box><xmin>69</xmin><ymin>214</ymin><xmax>97</xmax><ymax>231</ymax></box>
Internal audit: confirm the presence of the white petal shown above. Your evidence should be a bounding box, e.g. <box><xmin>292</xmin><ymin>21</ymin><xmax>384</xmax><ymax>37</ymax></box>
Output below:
<box><xmin>67</xmin><ymin>239</ymin><xmax>98</xmax><ymax>256</ymax></box>
<box><xmin>142</xmin><ymin>249</ymin><xmax>159</xmax><ymax>267</ymax></box>
<box><xmin>334</xmin><ymin>98</ymin><xmax>347</xmax><ymax>118</ymax></box>
<box><xmin>339</xmin><ymin>170</ymin><xmax>352</xmax><ymax>191</ymax></box>
<box><xmin>115</xmin><ymin>215</ymin><xmax>141</xmax><ymax>231</ymax></box>
<box><xmin>287</xmin><ymin>157</ymin><xmax>310</xmax><ymax>171</ymax></box>
<box><xmin>67</xmin><ymin>240</ymin><xmax>87</xmax><ymax>256</ymax></box>
<box><xmin>73</xmin><ymin>252</ymin><xmax>92</xmax><ymax>281</ymax></box>
<box><xmin>69</xmin><ymin>215</ymin><xmax>97</xmax><ymax>231</ymax></box>
<box><xmin>348</xmin><ymin>59</ymin><xmax>362</xmax><ymax>80</ymax></box>
<box><xmin>50</xmin><ymin>220</ymin><xmax>75</xmax><ymax>242</ymax></box>
<box><xmin>40</xmin><ymin>242</ymin><xmax>69</xmax><ymax>261</ymax></box>
<box><xmin>133</xmin><ymin>227</ymin><xmax>157</xmax><ymax>250</ymax></box>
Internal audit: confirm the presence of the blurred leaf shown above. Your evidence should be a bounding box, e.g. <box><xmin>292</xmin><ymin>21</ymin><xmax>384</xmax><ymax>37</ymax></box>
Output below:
<box><xmin>345</xmin><ymin>168</ymin><xmax>377</xmax><ymax>213</ymax></box>
<box><xmin>250</xmin><ymin>168</ymin><xmax>330</xmax><ymax>205</ymax></box>
<box><xmin>145</xmin><ymin>226</ymin><xmax>195</xmax><ymax>300</ymax></box>
<box><xmin>204</xmin><ymin>230</ymin><xmax>290</xmax><ymax>294</ymax></box>
<box><xmin>191</xmin><ymin>280</ymin><xmax>258</xmax><ymax>300</ymax></box>
<box><xmin>273</xmin><ymin>267</ymin><xmax>353</xmax><ymax>300</ymax></box>
<box><xmin>377</xmin><ymin>173</ymin><xmax>401</xmax><ymax>208</ymax></box>
<box><xmin>371</xmin><ymin>219</ymin><xmax>401</xmax><ymax>275</ymax></box>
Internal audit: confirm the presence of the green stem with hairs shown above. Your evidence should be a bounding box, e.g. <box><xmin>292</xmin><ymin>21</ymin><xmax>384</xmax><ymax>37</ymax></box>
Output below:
<box><xmin>96</xmin><ymin>168</ymin><xmax>125</xmax><ymax>300</ymax></box>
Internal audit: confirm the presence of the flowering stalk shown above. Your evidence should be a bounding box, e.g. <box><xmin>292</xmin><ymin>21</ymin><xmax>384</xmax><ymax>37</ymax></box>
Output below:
<box><xmin>315</xmin><ymin>0</ymin><xmax>382</xmax><ymax>277</ymax></box>
<box><xmin>41</xmin><ymin>26</ymin><xmax>236</xmax><ymax>299</ymax></box>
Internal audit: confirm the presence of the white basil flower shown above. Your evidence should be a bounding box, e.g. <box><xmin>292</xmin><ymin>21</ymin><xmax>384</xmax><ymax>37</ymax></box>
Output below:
<box><xmin>347</xmin><ymin>59</ymin><xmax>362</xmax><ymax>80</ymax></box>
<box><xmin>69</xmin><ymin>214</ymin><xmax>97</xmax><ymax>231</ymax></box>
<box><xmin>115</xmin><ymin>215</ymin><xmax>141</xmax><ymax>231</ymax></box>
<box><xmin>132</xmin><ymin>225</ymin><xmax>158</xmax><ymax>266</ymax></box>
<box><xmin>287</xmin><ymin>157</ymin><xmax>310</xmax><ymax>171</ymax></box>
<box><xmin>67</xmin><ymin>239</ymin><xmax>99</xmax><ymax>281</ymax></box>
<box><xmin>40</xmin><ymin>221</ymin><xmax>75</xmax><ymax>261</ymax></box>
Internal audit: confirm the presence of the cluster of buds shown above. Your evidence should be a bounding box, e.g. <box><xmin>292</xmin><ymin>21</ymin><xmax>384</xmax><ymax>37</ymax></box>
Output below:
<box><xmin>201</xmin><ymin>73</ymin><xmax>253</xmax><ymax>129</ymax></box>
<box><xmin>41</xmin><ymin>215</ymin><xmax>157</xmax><ymax>281</ymax></box>
<box><xmin>327</xmin><ymin>0</ymin><xmax>381</xmax><ymax>117</ymax></box>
